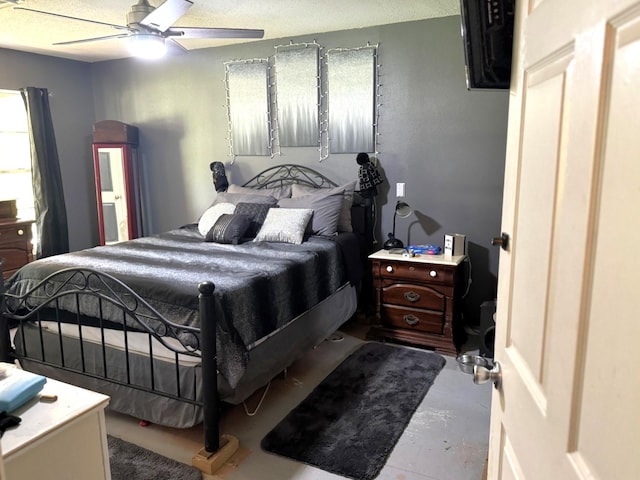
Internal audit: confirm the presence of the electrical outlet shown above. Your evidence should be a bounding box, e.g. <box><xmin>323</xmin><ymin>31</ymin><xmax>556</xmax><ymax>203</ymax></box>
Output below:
<box><xmin>396</xmin><ymin>183</ymin><xmax>405</xmax><ymax>197</ymax></box>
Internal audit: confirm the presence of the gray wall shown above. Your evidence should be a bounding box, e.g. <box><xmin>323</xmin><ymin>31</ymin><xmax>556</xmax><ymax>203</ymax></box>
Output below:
<box><xmin>91</xmin><ymin>16</ymin><xmax>508</xmax><ymax>324</ymax></box>
<box><xmin>1</xmin><ymin>16</ymin><xmax>508</xmax><ymax>325</ymax></box>
<box><xmin>0</xmin><ymin>48</ymin><xmax>97</xmax><ymax>252</ymax></box>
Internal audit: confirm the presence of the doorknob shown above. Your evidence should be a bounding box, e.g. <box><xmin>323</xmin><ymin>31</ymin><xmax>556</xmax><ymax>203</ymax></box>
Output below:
<box><xmin>491</xmin><ymin>232</ymin><xmax>509</xmax><ymax>250</ymax></box>
<box><xmin>474</xmin><ymin>361</ymin><xmax>502</xmax><ymax>390</ymax></box>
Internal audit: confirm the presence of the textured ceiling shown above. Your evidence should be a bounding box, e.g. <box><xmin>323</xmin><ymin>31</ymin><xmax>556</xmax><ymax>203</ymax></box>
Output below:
<box><xmin>0</xmin><ymin>0</ymin><xmax>460</xmax><ymax>62</ymax></box>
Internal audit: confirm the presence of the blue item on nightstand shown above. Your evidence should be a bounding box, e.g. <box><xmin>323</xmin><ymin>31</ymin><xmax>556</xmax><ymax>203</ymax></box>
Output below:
<box><xmin>407</xmin><ymin>244</ymin><xmax>442</xmax><ymax>255</ymax></box>
<box><xmin>0</xmin><ymin>364</ymin><xmax>47</xmax><ymax>412</ymax></box>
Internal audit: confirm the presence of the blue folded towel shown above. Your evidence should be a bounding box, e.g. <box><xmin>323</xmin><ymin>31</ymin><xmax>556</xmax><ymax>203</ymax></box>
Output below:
<box><xmin>0</xmin><ymin>365</ymin><xmax>47</xmax><ymax>412</ymax></box>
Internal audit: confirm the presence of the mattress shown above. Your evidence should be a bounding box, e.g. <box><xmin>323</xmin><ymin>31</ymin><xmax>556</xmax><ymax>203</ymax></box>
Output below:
<box><xmin>15</xmin><ymin>283</ymin><xmax>357</xmax><ymax>428</ymax></box>
<box><xmin>5</xmin><ymin>227</ymin><xmax>359</xmax><ymax>389</ymax></box>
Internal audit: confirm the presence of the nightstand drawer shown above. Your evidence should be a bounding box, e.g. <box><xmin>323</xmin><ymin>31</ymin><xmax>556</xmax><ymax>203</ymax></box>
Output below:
<box><xmin>381</xmin><ymin>305</ymin><xmax>444</xmax><ymax>334</ymax></box>
<box><xmin>381</xmin><ymin>283</ymin><xmax>445</xmax><ymax>311</ymax></box>
<box><xmin>0</xmin><ymin>225</ymin><xmax>30</xmax><ymax>247</ymax></box>
<box><xmin>0</xmin><ymin>248</ymin><xmax>30</xmax><ymax>272</ymax></box>
<box><xmin>0</xmin><ymin>220</ymin><xmax>35</xmax><ymax>280</ymax></box>
<box><xmin>376</xmin><ymin>261</ymin><xmax>454</xmax><ymax>286</ymax></box>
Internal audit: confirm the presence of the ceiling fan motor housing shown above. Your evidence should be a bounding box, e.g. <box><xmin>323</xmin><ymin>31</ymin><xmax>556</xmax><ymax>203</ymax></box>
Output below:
<box><xmin>127</xmin><ymin>0</ymin><xmax>155</xmax><ymax>29</ymax></box>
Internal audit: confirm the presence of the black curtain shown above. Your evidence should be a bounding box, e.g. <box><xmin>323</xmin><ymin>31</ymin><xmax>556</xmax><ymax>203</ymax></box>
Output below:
<box><xmin>21</xmin><ymin>87</ymin><xmax>69</xmax><ymax>258</ymax></box>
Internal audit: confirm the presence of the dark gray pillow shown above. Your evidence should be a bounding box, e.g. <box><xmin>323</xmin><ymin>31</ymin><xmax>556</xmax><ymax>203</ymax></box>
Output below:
<box><xmin>213</xmin><ymin>192</ymin><xmax>278</xmax><ymax>206</ymax></box>
<box><xmin>206</xmin><ymin>213</ymin><xmax>250</xmax><ymax>244</ymax></box>
<box><xmin>234</xmin><ymin>202</ymin><xmax>277</xmax><ymax>237</ymax></box>
<box><xmin>277</xmin><ymin>189</ymin><xmax>345</xmax><ymax>236</ymax></box>
<box><xmin>291</xmin><ymin>181</ymin><xmax>356</xmax><ymax>232</ymax></box>
<box><xmin>227</xmin><ymin>183</ymin><xmax>292</xmax><ymax>200</ymax></box>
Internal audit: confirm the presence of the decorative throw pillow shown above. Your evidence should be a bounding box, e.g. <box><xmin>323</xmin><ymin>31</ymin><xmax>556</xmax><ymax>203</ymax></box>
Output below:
<box><xmin>278</xmin><ymin>189</ymin><xmax>345</xmax><ymax>236</ymax></box>
<box><xmin>227</xmin><ymin>183</ymin><xmax>292</xmax><ymax>200</ymax></box>
<box><xmin>291</xmin><ymin>181</ymin><xmax>356</xmax><ymax>232</ymax></box>
<box><xmin>234</xmin><ymin>202</ymin><xmax>277</xmax><ymax>237</ymax></box>
<box><xmin>206</xmin><ymin>213</ymin><xmax>250</xmax><ymax>244</ymax></box>
<box><xmin>198</xmin><ymin>202</ymin><xmax>236</xmax><ymax>237</ymax></box>
<box><xmin>213</xmin><ymin>192</ymin><xmax>278</xmax><ymax>206</ymax></box>
<box><xmin>253</xmin><ymin>208</ymin><xmax>314</xmax><ymax>244</ymax></box>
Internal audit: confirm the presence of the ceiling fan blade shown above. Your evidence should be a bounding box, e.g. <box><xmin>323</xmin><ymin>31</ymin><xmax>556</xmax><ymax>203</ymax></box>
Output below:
<box><xmin>14</xmin><ymin>6</ymin><xmax>130</xmax><ymax>30</ymax></box>
<box><xmin>165</xmin><ymin>26</ymin><xmax>264</xmax><ymax>39</ymax></box>
<box><xmin>165</xmin><ymin>37</ymin><xmax>189</xmax><ymax>55</ymax></box>
<box><xmin>139</xmin><ymin>0</ymin><xmax>192</xmax><ymax>32</ymax></box>
<box><xmin>53</xmin><ymin>33</ymin><xmax>131</xmax><ymax>46</ymax></box>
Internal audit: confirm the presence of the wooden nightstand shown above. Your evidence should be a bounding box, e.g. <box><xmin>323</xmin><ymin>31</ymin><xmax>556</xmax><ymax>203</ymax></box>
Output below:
<box><xmin>0</xmin><ymin>219</ymin><xmax>34</xmax><ymax>280</ymax></box>
<box><xmin>367</xmin><ymin>249</ymin><xmax>466</xmax><ymax>355</ymax></box>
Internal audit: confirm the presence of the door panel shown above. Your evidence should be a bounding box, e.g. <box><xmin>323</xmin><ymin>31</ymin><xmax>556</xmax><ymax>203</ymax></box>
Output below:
<box><xmin>509</xmin><ymin>50</ymin><xmax>572</xmax><ymax>391</ymax></box>
<box><xmin>501</xmin><ymin>431</ymin><xmax>524</xmax><ymax>479</ymax></box>
<box><xmin>490</xmin><ymin>0</ymin><xmax>640</xmax><ymax>478</ymax></box>
<box><xmin>571</xmin><ymin>12</ymin><xmax>640</xmax><ymax>478</ymax></box>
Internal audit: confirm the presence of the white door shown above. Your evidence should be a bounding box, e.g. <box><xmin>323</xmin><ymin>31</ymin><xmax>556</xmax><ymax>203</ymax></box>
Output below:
<box><xmin>97</xmin><ymin>147</ymin><xmax>129</xmax><ymax>244</ymax></box>
<box><xmin>489</xmin><ymin>0</ymin><xmax>640</xmax><ymax>478</ymax></box>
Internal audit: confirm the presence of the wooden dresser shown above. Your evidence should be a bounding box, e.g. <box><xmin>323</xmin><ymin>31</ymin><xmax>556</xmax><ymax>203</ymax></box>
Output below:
<box><xmin>0</xmin><ymin>219</ymin><xmax>35</xmax><ymax>280</ymax></box>
<box><xmin>367</xmin><ymin>249</ymin><xmax>466</xmax><ymax>355</ymax></box>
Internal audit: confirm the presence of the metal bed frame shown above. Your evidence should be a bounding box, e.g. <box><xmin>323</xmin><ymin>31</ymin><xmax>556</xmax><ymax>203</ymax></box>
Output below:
<box><xmin>0</xmin><ymin>163</ymin><xmax>373</xmax><ymax>473</ymax></box>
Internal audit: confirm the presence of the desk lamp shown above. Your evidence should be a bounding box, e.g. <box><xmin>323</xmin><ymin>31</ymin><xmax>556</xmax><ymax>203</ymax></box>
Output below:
<box><xmin>383</xmin><ymin>201</ymin><xmax>412</xmax><ymax>249</ymax></box>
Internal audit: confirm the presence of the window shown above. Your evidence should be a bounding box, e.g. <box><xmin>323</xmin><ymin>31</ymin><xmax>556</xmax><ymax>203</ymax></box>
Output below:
<box><xmin>0</xmin><ymin>90</ymin><xmax>35</xmax><ymax>221</ymax></box>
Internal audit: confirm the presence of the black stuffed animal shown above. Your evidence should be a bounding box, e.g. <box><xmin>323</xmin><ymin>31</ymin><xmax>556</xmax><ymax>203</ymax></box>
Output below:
<box><xmin>210</xmin><ymin>161</ymin><xmax>229</xmax><ymax>192</ymax></box>
<box><xmin>357</xmin><ymin>153</ymin><xmax>383</xmax><ymax>198</ymax></box>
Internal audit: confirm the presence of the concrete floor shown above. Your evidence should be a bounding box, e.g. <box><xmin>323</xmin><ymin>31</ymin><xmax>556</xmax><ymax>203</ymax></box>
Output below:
<box><xmin>106</xmin><ymin>325</ymin><xmax>492</xmax><ymax>480</ymax></box>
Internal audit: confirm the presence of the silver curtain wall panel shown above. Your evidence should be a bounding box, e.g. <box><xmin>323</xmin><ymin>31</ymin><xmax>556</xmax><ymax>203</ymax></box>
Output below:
<box><xmin>327</xmin><ymin>48</ymin><xmax>375</xmax><ymax>154</ymax></box>
<box><xmin>274</xmin><ymin>45</ymin><xmax>320</xmax><ymax>147</ymax></box>
<box><xmin>226</xmin><ymin>61</ymin><xmax>271</xmax><ymax>156</ymax></box>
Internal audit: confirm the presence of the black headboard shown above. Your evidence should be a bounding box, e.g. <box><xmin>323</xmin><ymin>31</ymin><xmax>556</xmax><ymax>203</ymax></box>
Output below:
<box><xmin>241</xmin><ymin>164</ymin><xmax>338</xmax><ymax>190</ymax></box>
<box><xmin>210</xmin><ymin>163</ymin><xmax>372</xmax><ymax>247</ymax></box>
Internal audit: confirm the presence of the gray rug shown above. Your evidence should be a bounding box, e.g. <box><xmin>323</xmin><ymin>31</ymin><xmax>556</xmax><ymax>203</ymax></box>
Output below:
<box><xmin>108</xmin><ymin>435</ymin><xmax>201</xmax><ymax>480</ymax></box>
<box><xmin>261</xmin><ymin>342</ymin><xmax>446</xmax><ymax>480</ymax></box>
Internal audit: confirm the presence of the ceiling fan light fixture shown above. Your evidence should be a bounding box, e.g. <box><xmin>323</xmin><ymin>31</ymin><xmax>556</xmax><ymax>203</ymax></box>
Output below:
<box><xmin>128</xmin><ymin>33</ymin><xmax>166</xmax><ymax>59</ymax></box>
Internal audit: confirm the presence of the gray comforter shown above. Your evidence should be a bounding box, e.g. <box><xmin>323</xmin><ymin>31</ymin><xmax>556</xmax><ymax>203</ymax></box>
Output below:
<box><xmin>3</xmin><ymin>226</ymin><xmax>350</xmax><ymax>388</ymax></box>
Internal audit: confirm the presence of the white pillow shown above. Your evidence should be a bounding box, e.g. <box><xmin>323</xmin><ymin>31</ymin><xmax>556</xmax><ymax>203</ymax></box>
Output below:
<box><xmin>198</xmin><ymin>202</ymin><xmax>236</xmax><ymax>237</ymax></box>
<box><xmin>253</xmin><ymin>208</ymin><xmax>313</xmax><ymax>244</ymax></box>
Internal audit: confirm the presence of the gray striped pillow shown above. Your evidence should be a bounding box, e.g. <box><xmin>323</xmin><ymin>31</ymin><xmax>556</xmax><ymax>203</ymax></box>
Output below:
<box><xmin>206</xmin><ymin>213</ymin><xmax>250</xmax><ymax>244</ymax></box>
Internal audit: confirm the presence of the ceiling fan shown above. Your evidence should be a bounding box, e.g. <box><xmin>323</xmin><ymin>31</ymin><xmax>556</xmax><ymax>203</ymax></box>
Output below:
<box><xmin>14</xmin><ymin>0</ymin><xmax>265</xmax><ymax>58</ymax></box>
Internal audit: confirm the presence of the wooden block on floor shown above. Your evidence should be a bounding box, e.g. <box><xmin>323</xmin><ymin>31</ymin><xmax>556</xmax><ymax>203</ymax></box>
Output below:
<box><xmin>192</xmin><ymin>434</ymin><xmax>240</xmax><ymax>475</ymax></box>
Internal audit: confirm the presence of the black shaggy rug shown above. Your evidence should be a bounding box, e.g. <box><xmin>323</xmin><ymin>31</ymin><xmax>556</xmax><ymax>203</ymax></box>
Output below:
<box><xmin>261</xmin><ymin>342</ymin><xmax>446</xmax><ymax>480</ymax></box>
<box><xmin>108</xmin><ymin>435</ymin><xmax>202</xmax><ymax>480</ymax></box>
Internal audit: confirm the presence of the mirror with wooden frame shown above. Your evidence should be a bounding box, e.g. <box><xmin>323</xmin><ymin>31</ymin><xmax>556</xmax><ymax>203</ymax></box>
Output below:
<box><xmin>92</xmin><ymin>120</ymin><xmax>142</xmax><ymax>245</ymax></box>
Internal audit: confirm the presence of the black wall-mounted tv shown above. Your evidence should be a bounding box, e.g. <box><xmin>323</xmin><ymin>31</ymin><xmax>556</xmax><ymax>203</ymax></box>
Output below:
<box><xmin>460</xmin><ymin>0</ymin><xmax>515</xmax><ymax>90</ymax></box>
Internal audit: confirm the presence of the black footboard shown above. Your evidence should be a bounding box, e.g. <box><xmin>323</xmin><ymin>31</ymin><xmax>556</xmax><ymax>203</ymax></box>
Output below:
<box><xmin>0</xmin><ymin>267</ymin><xmax>221</xmax><ymax>453</ymax></box>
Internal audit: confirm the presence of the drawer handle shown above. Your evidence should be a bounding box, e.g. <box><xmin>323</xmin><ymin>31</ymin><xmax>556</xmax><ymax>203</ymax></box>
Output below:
<box><xmin>429</xmin><ymin>270</ymin><xmax>437</xmax><ymax>278</ymax></box>
<box><xmin>17</xmin><ymin>229</ymin><xmax>24</xmax><ymax>236</ymax></box>
<box><xmin>404</xmin><ymin>314</ymin><xmax>419</xmax><ymax>326</ymax></box>
<box><xmin>386</xmin><ymin>265</ymin><xmax>394</xmax><ymax>273</ymax></box>
<box><xmin>404</xmin><ymin>291</ymin><xmax>420</xmax><ymax>303</ymax></box>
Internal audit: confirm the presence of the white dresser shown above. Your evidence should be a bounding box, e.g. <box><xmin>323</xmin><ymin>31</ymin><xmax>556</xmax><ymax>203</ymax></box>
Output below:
<box><xmin>1</xmin><ymin>376</ymin><xmax>111</xmax><ymax>479</ymax></box>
